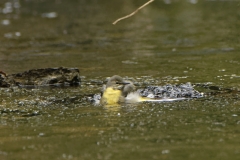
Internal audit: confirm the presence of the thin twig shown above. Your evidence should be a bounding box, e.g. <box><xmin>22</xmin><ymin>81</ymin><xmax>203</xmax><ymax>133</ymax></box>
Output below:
<box><xmin>112</xmin><ymin>0</ymin><xmax>154</xmax><ymax>25</ymax></box>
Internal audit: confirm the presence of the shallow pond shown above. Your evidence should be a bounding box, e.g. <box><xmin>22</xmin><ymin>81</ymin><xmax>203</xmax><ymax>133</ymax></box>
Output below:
<box><xmin>0</xmin><ymin>0</ymin><xmax>240</xmax><ymax>159</ymax></box>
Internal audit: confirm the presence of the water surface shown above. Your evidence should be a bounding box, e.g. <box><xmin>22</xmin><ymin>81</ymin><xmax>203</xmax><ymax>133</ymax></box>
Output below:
<box><xmin>0</xmin><ymin>0</ymin><xmax>240</xmax><ymax>159</ymax></box>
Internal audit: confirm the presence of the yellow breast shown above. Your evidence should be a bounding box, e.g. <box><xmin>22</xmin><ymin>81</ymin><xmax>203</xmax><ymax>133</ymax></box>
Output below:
<box><xmin>102</xmin><ymin>87</ymin><xmax>122</xmax><ymax>105</ymax></box>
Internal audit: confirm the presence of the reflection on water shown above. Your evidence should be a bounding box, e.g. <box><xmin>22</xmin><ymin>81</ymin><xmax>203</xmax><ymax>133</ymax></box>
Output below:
<box><xmin>0</xmin><ymin>0</ymin><xmax>240</xmax><ymax>159</ymax></box>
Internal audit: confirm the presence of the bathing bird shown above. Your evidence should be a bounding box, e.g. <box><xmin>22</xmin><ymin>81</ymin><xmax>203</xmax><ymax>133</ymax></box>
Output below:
<box><xmin>100</xmin><ymin>75</ymin><xmax>195</xmax><ymax>105</ymax></box>
<box><xmin>101</xmin><ymin>75</ymin><xmax>136</xmax><ymax>105</ymax></box>
<box><xmin>101</xmin><ymin>75</ymin><xmax>153</xmax><ymax>105</ymax></box>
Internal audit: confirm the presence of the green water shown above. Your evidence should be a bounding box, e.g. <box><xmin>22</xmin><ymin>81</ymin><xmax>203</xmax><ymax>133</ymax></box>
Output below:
<box><xmin>0</xmin><ymin>0</ymin><xmax>240</xmax><ymax>159</ymax></box>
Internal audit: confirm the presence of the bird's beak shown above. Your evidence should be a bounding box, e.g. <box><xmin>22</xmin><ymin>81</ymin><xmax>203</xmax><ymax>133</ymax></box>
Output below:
<box><xmin>116</xmin><ymin>82</ymin><xmax>130</xmax><ymax>85</ymax></box>
<box><xmin>114</xmin><ymin>82</ymin><xmax>130</xmax><ymax>90</ymax></box>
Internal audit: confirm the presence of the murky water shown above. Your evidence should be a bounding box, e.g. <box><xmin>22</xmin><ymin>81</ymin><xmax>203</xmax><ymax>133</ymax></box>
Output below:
<box><xmin>0</xmin><ymin>0</ymin><xmax>240</xmax><ymax>159</ymax></box>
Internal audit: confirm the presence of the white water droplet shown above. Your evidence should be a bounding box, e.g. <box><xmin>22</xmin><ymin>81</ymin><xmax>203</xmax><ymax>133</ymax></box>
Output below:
<box><xmin>162</xmin><ymin>149</ymin><xmax>170</xmax><ymax>154</ymax></box>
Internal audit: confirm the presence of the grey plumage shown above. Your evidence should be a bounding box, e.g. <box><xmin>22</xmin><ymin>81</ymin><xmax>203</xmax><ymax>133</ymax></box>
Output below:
<box><xmin>105</xmin><ymin>75</ymin><xmax>135</xmax><ymax>96</ymax></box>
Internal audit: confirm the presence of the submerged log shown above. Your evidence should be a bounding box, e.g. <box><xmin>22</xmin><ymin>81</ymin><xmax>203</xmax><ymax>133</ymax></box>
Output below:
<box><xmin>0</xmin><ymin>67</ymin><xmax>80</xmax><ymax>87</ymax></box>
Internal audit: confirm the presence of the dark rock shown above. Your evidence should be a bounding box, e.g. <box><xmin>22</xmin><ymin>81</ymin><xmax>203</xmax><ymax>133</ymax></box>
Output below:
<box><xmin>0</xmin><ymin>67</ymin><xmax>81</xmax><ymax>87</ymax></box>
<box><xmin>0</xmin><ymin>71</ymin><xmax>10</xmax><ymax>87</ymax></box>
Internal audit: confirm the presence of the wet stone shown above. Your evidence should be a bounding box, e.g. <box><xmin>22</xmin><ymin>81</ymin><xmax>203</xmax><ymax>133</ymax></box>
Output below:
<box><xmin>0</xmin><ymin>72</ymin><xmax>10</xmax><ymax>87</ymax></box>
<box><xmin>0</xmin><ymin>67</ymin><xmax>81</xmax><ymax>87</ymax></box>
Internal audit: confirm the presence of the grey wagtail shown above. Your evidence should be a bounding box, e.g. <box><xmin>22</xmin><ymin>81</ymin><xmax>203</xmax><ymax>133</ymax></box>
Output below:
<box><xmin>101</xmin><ymin>75</ymin><xmax>135</xmax><ymax>105</ymax></box>
<box><xmin>101</xmin><ymin>75</ymin><xmax>150</xmax><ymax>105</ymax></box>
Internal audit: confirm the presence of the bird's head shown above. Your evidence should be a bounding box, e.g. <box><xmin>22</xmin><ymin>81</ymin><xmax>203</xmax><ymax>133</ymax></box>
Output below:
<box><xmin>106</xmin><ymin>75</ymin><xmax>130</xmax><ymax>90</ymax></box>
